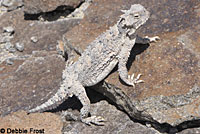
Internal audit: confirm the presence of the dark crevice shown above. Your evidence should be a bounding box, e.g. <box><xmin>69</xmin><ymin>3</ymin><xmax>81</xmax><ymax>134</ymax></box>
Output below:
<box><xmin>144</xmin><ymin>119</ymin><xmax>200</xmax><ymax>134</ymax></box>
<box><xmin>24</xmin><ymin>0</ymin><xmax>86</xmax><ymax>21</ymax></box>
<box><xmin>24</xmin><ymin>5</ymin><xmax>75</xmax><ymax>21</ymax></box>
<box><xmin>39</xmin><ymin>39</ymin><xmax>199</xmax><ymax>133</ymax></box>
<box><xmin>92</xmin><ymin>82</ymin><xmax>200</xmax><ymax>134</ymax></box>
<box><xmin>24</xmin><ymin>13</ymin><xmax>41</xmax><ymax>21</ymax></box>
<box><xmin>176</xmin><ymin>119</ymin><xmax>200</xmax><ymax>133</ymax></box>
<box><xmin>43</xmin><ymin>75</ymin><xmax>200</xmax><ymax>133</ymax></box>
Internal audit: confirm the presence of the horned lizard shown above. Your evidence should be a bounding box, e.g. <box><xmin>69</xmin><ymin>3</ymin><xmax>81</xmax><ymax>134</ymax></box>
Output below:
<box><xmin>28</xmin><ymin>4</ymin><xmax>159</xmax><ymax>125</ymax></box>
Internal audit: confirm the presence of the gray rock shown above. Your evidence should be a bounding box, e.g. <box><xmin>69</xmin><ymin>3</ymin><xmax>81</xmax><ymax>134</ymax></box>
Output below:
<box><xmin>0</xmin><ymin>0</ymin><xmax>200</xmax><ymax>133</ymax></box>
<box><xmin>3</xmin><ymin>26</ymin><xmax>14</xmax><ymax>34</ymax></box>
<box><xmin>8</xmin><ymin>47</ymin><xmax>16</xmax><ymax>53</ymax></box>
<box><xmin>65</xmin><ymin>0</ymin><xmax>200</xmax><ymax>129</ymax></box>
<box><xmin>0</xmin><ymin>52</ymin><xmax>65</xmax><ymax>117</ymax></box>
<box><xmin>23</xmin><ymin>0</ymin><xmax>84</xmax><ymax>14</ymax></box>
<box><xmin>2</xmin><ymin>0</ymin><xmax>14</xmax><ymax>7</ymax></box>
<box><xmin>178</xmin><ymin>127</ymin><xmax>200</xmax><ymax>134</ymax></box>
<box><xmin>0</xmin><ymin>27</ymin><xmax>14</xmax><ymax>43</ymax></box>
<box><xmin>0</xmin><ymin>6</ymin><xmax>8</xmax><ymax>13</ymax></box>
<box><xmin>15</xmin><ymin>42</ymin><xmax>24</xmax><ymax>52</ymax></box>
<box><xmin>2</xmin><ymin>0</ymin><xmax>23</xmax><ymax>11</ymax></box>
<box><xmin>4</xmin><ymin>42</ymin><xmax>13</xmax><ymax>50</ymax></box>
<box><xmin>5</xmin><ymin>58</ymin><xmax>13</xmax><ymax>65</ymax></box>
<box><xmin>62</xmin><ymin>100</ymin><xmax>158</xmax><ymax>134</ymax></box>
<box><xmin>30</xmin><ymin>36</ymin><xmax>38</xmax><ymax>43</ymax></box>
<box><xmin>0</xmin><ymin>67</ymin><xmax>4</xmax><ymax>71</ymax></box>
<box><xmin>0</xmin><ymin>34</ymin><xmax>13</xmax><ymax>43</ymax></box>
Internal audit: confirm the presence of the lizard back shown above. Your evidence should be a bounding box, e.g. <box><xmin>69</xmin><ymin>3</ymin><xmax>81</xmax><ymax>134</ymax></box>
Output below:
<box><xmin>68</xmin><ymin>25</ymin><xmax>123</xmax><ymax>86</ymax></box>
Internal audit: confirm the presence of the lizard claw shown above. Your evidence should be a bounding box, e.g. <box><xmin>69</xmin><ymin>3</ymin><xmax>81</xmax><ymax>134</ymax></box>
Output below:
<box><xmin>81</xmin><ymin>116</ymin><xmax>105</xmax><ymax>126</ymax></box>
<box><xmin>128</xmin><ymin>73</ymin><xmax>144</xmax><ymax>87</ymax></box>
<box><xmin>145</xmin><ymin>36</ymin><xmax>160</xmax><ymax>43</ymax></box>
<box><xmin>66</xmin><ymin>60</ymin><xmax>74</xmax><ymax>66</ymax></box>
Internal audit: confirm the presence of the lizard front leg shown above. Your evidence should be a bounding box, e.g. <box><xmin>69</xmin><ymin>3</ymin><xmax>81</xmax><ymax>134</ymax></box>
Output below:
<box><xmin>118</xmin><ymin>35</ymin><xmax>159</xmax><ymax>86</ymax></box>
<box><xmin>118</xmin><ymin>42</ymin><xmax>143</xmax><ymax>87</ymax></box>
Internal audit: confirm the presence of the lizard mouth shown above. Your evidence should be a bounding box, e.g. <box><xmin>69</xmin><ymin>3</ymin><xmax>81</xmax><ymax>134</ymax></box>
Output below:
<box><xmin>123</xmin><ymin>24</ymin><xmax>136</xmax><ymax>33</ymax></box>
<box><xmin>127</xmin><ymin>28</ymin><xmax>135</xmax><ymax>36</ymax></box>
<box><xmin>123</xmin><ymin>25</ymin><xmax>136</xmax><ymax>36</ymax></box>
<box><xmin>124</xmin><ymin>24</ymin><xmax>135</xmax><ymax>29</ymax></box>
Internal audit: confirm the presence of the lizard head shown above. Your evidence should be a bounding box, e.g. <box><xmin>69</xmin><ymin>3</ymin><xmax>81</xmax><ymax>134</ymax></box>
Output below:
<box><xmin>119</xmin><ymin>4</ymin><xmax>150</xmax><ymax>36</ymax></box>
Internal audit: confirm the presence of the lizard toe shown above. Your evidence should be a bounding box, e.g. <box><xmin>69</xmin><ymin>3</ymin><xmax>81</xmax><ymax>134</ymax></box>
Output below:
<box><xmin>128</xmin><ymin>73</ymin><xmax>144</xmax><ymax>87</ymax></box>
<box><xmin>81</xmin><ymin>116</ymin><xmax>105</xmax><ymax>126</ymax></box>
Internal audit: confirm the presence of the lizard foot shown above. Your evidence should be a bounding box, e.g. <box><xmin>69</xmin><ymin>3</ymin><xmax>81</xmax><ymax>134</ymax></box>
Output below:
<box><xmin>128</xmin><ymin>73</ymin><xmax>144</xmax><ymax>87</ymax></box>
<box><xmin>145</xmin><ymin>36</ymin><xmax>160</xmax><ymax>43</ymax></box>
<box><xmin>81</xmin><ymin>116</ymin><xmax>105</xmax><ymax>126</ymax></box>
<box><xmin>60</xmin><ymin>110</ymin><xmax>78</xmax><ymax>122</ymax></box>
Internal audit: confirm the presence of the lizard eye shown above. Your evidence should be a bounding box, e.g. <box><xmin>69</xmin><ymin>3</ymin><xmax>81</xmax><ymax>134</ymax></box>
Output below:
<box><xmin>134</xmin><ymin>13</ymin><xmax>140</xmax><ymax>18</ymax></box>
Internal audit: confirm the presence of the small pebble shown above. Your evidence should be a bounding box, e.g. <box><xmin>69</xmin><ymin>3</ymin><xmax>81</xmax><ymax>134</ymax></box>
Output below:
<box><xmin>31</xmin><ymin>36</ymin><xmax>38</xmax><ymax>43</ymax></box>
<box><xmin>0</xmin><ymin>67</ymin><xmax>4</xmax><ymax>71</ymax></box>
<box><xmin>2</xmin><ymin>0</ymin><xmax>14</xmax><ymax>7</ymax></box>
<box><xmin>0</xmin><ymin>35</ymin><xmax>13</xmax><ymax>43</ymax></box>
<box><xmin>4</xmin><ymin>42</ymin><xmax>13</xmax><ymax>50</ymax></box>
<box><xmin>15</xmin><ymin>42</ymin><xmax>24</xmax><ymax>52</ymax></box>
<box><xmin>8</xmin><ymin>47</ymin><xmax>16</xmax><ymax>53</ymax></box>
<box><xmin>0</xmin><ymin>6</ymin><xmax>8</xmax><ymax>13</ymax></box>
<box><xmin>6</xmin><ymin>58</ymin><xmax>14</xmax><ymax>65</ymax></box>
<box><xmin>3</xmin><ymin>26</ymin><xmax>14</xmax><ymax>34</ymax></box>
<box><xmin>145</xmin><ymin>123</ymin><xmax>152</xmax><ymax>128</ymax></box>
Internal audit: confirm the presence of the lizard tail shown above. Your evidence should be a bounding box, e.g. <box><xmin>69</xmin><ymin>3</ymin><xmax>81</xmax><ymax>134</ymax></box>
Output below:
<box><xmin>28</xmin><ymin>81</ymin><xmax>70</xmax><ymax>113</ymax></box>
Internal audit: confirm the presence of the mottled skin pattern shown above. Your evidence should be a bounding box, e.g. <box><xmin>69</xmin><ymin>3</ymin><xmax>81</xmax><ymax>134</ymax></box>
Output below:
<box><xmin>28</xmin><ymin>4</ymin><xmax>159</xmax><ymax>125</ymax></box>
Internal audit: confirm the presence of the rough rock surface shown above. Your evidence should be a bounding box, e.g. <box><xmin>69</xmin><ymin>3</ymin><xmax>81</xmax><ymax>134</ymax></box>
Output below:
<box><xmin>0</xmin><ymin>51</ymin><xmax>65</xmax><ymax>116</ymax></box>
<box><xmin>0</xmin><ymin>7</ymin><xmax>79</xmax><ymax>115</ymax></box>
<box><xmin>1</xmin><ymin>0</ymin><xmax>23</xmax><ymax>11</ymax></box>
<box><xmin>23</xmin><ymin>0</ymin><xmax>84</xmax><ymax>14</ymax></box>
<box><xmin>0</xmin><ymin>0</ymin><xmax>200</xmax><ymax>133</ymax></box>
<box><xmin>65</xmin><ymin>0</ymin><xmax>200</xmax><ymax>132</ymax></box>
<box><xmin>62</xmin><ymin>100</ymin><xmax>158</xmax><ymax>134</ymax></box>
<box><xmin>0</xmin><ymin>111</ymin><xmax>63</xmax><ymax>134</ymax></box>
